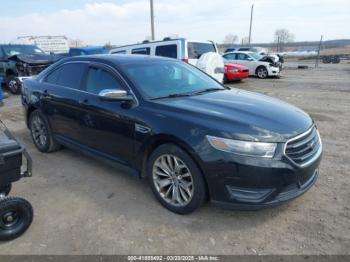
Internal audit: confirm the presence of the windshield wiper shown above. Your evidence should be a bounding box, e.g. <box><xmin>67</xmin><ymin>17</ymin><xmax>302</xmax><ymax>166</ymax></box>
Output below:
<box><xmin>150</xmin><ymin>93</ymin><xmax>192</xmax><ymax>100</ymax></box>
<box><xmin>190</xmin><ymin>87</ymin><xmax>225</xmax><ymax>95</ymax></box>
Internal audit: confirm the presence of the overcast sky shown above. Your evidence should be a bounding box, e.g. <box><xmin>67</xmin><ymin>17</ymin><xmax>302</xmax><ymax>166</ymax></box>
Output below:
<box><xmin>0</xmin><ymin>0</ymin><xmax>349</xmax><ymax>45</ymax></box>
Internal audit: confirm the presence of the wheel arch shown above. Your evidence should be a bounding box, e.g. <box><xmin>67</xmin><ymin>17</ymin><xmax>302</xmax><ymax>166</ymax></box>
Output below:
<box><xmin>255</xmin><ymin>64</ymin><xmax>267</xmax><ymax>74</ymax></box>
<box><xmin>26</xmin><ymin>106</ymin><xmax>39</xmax><ymax>128</ymax></box>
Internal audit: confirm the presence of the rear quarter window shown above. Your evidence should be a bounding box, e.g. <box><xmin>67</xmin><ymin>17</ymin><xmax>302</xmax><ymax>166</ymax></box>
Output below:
<box><xmin>131</xmin><ymin>47</ymin><xmax>150</xmax><ymax>55</ymax></box>
<box><xmin>223</xmin><ymin>53</ymin><xmax>236</xmax><ymax>60</ymax></box>
<box><xmin>187</xmin><ymin>42</ymin><xmax>216</xmax><ymax>59</ymax></box>
<box><xmin>155</xmin><ymin>44</ymin><xmax>177</xmax><ymax>59</ymax></box>
<box><xmin>45</xmin><ymin>63</ymin><xmax>85</xmax><ymax>89</ymax></box>
<box><xmin>112</xmin><ymin>50</ymin><xmax>127</xmax><ymax>54</ymax></box>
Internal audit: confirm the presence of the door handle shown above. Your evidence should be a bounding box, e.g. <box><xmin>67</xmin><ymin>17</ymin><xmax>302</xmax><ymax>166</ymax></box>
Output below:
<box><xmin>42</xmin><ymin>90</ymin><xmax>51</xmax><ymax>99</ymax></box>
<box><xmin>79</xmin><ymin>98</ymin><xmax>90</xmax><ymax>106</ymax></box>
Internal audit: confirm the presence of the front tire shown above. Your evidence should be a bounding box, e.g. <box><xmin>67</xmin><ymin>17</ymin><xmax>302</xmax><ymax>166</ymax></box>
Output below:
<box><xmin>29</xmin><ymin>110</ymin><xmax>61</xmax><ymax>153</ymax></box>
<box><xmin>256</xmin><ymin>66</ymin><xmax>268</xmax><ymax>79</ymax></box>
<box><xmin>148</xmin><ymin>144</ymin><xmax>207</xmax><ymax>214</ymax></box>
<box><xmin>6</xmin><ymin>76</ymin><xmax>21</xmax><ymax>94</ymax></box>
<box><xmin>0</xmin><ymin>197</ymin><xmax>33</xmax><ymax>241</ymax></box>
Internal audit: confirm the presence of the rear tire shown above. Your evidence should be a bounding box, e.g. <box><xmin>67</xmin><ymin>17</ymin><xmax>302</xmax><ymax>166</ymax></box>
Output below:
<box><xmin>0</xmin><ymin>196</ymin><xmax>33</xmax><ymax>241</ymax></box>
<box><xmin>6</xmin><ymin>76</ymin><xmax>21</xmax><ymax>94</ymax></box>
<box><xmin>256</xmin><ymin>66</ymin><xmax>268</xmax><ymax>79</ymax></box>
<box><xmin>29</xmin><ymin>110</ymin><xmax>61</xmax><ymax>153</ymax></box>
<box><xmin>148</xmin><ymin>144</ymin><xmax>207</xmax><ymax>214</ymax></box>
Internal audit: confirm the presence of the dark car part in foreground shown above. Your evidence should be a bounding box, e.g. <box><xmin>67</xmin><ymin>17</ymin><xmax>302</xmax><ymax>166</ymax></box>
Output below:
<box><xmin>0</xmin><ymin>120</ymin><xmax>33</xmax><ymax>240</ymax></box>
<box><xmin>0</xmin><ymin>44</ymin><xmax>58</xmax><ymax>94</ymax></box>
<box><xmin>22</xmin><ymin>55</ymin><xmax>322</xmax><ymax>214</ymax></box>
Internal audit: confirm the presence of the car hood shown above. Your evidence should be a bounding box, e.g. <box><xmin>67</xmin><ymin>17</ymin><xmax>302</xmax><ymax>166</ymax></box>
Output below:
<box><xmin>8</xmin><ymin>54</ymin><xmax>58</xmax><ymax>65</ymax></box>
<box><xmin>153</xmin><ymin>89</ymin><xmax>313</xmax><ymax>142</ymax></box>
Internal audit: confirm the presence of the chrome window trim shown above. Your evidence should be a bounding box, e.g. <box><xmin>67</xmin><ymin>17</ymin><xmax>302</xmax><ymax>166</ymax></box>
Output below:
<box><xmin>40</xmin><ymin>60</ymin><xmax>139</xmax><ymax>106</ymax></box>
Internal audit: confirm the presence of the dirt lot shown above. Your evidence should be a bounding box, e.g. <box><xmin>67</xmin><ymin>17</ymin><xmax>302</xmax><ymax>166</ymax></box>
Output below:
<box><xmin>0</xmin><ymin>61</ymin><xmax>349</xmax><ymax>255</ymax></box>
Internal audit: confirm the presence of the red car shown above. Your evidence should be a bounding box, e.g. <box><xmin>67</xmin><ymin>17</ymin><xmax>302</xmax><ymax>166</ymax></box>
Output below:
<box><xmin>223</xmin><ymin>59</ymin><xmax>249</xmax><ymax>82</ymax></box>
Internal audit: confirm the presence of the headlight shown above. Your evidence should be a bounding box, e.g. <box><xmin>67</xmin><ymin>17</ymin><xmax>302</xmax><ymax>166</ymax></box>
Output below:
<box><xmin>206</xmin><ymin>135</ymin><xmax>277</xmax><ymax>158</ymax></box>
<box><xmin>229</xmin><ymin>69</ymin><xmax>239</xmax><ymax>73</ymax></box>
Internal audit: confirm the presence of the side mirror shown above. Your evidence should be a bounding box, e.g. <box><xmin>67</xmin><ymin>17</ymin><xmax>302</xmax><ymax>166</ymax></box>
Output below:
<box><xmin>98</xmin><ymin>89</ymin><xmax>133</xmax><ymax>101</ymax></box>
<box><xmin>247</xmin><ymin>57</ymin><xmax>254</xmax><ymax>61</ymax></box>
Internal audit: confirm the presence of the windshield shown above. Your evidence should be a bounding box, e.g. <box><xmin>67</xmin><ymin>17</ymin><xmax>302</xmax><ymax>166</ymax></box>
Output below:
<box><xmin>2</xmin><ymin>45</ymin><xmax>45</xmax><ymax>56</ymax></box>
<box><xmin>249</xmin><ymin>52</ymin><xmax>262</xmax><ymax>60</ymax></box>
<box><xmin>123</xmin><ymin>61</ymin><xmax>224</xmax><ymax>99</ymax></box>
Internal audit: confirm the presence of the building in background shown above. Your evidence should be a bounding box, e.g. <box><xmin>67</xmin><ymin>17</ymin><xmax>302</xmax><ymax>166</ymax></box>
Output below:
<box><xmin>12</xmin><ymin>36</ymin><xmax>70</xmax><ymax>54</ymax></box>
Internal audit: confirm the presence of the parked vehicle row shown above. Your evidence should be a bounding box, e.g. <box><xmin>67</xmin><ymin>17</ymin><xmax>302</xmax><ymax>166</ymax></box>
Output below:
<box><xmin>22</xmin><ymin>54</ymin><xmax>322</xmax><ymax>214</ymax></box>
<box><xmin>1</xmin><ymin>39</ymin><xmax>287</xmax><ymax>96</ymax></box>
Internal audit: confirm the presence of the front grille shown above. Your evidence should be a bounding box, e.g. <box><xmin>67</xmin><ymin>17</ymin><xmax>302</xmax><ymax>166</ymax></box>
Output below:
<box><xmin>285</xmin><ymin>127</ymin><xmax>321</xmax><ymax>166</ymax></box>
<box><xmin>242</xmin><ymin>69</ymin><xmax>249</xmax><ymax>72</ymax></box>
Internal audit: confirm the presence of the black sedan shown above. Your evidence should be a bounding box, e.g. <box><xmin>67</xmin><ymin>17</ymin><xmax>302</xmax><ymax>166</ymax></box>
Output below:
<box><xmin>21</xmin><ymin>55</ymin><xmax>322</xmax><ymax>214</ymax></box>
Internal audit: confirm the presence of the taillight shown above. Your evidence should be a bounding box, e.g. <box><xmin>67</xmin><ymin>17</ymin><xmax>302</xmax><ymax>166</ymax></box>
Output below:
<box><xmin>182</xmin><ymin>58</ymin><xmax>189</xmax><ymax>63</ymax></box>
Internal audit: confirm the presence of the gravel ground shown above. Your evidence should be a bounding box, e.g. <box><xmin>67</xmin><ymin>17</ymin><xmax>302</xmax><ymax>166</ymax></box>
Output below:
<box><xmin>0</xmin><ymin>60</ymin><xmax>349</xmax><ymax>255</ymax></box>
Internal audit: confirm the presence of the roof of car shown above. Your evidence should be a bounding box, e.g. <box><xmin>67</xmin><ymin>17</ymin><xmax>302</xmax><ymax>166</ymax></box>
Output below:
<box><xmin>111</xmin><ymin>38</ymin><xmax>214</xmax><ymax>50</ymax></box>
<box><xmin>224</xmin><ymin>51</ymin><xmax>253</xmax><ymax>55</ymax></box>
<box><xmin>64</xmin><ymin>54</ymin><xmax>175</xmax><ymax>65</ymax></box>
<box><xmin>70</xmin><ymin>46</ymin><xmax>106</xmax><ymax>51</ymax></box>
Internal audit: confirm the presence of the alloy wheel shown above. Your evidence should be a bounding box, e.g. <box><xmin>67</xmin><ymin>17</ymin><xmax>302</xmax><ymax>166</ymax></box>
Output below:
<box><xmin>31</xmin><ymin>115</ymin><xmax>48</xmax><ymax>148</ymax></box>
<box><xmin>152</xmin><ymin>154</ymin><xmax>194</xmax><ymax>207</ymax></box>
<box><xmin>257</xmin><ymin>68</ymin><xmax>268</xmax><ymax>78</ymax></box>
<box><xmin>8</xmin><ymin>79</ymin><xmax>19</xmax><ymax>93</ymax></box>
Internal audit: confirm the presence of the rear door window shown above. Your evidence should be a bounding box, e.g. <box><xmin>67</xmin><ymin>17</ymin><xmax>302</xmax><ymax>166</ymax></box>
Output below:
<box><xmin>223</xmin><ymin>53</ymin><xmax>236</xmax><ymax>60</ymax></box>
<box><xmin>187</xmin><ymin>42</ymin><xmax>216</xmax><ymax>59</ymax></box>
<box><xmin>155</xmin><ymin>44</ymin><xmax>177</xmax><ymax>58</ymax></box>
<box><xmin>131</xmin><ymin>47</ymin><xmax>150</xmax><ymax>55</ymax></box>
<box><xmin>237</xmin><ymin>53</ymin><xmax>249</xmax><ymax>60</ymax></box>
<box><xmin>45</xmin><ymin>63</ymin><xmax>85</xmax><ymax>89</ymax></box>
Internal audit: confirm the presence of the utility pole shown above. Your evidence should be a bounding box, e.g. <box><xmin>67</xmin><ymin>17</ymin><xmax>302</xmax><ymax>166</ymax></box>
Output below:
<box><xmin>150</xmin><ymin>0</ymin><xmax>155</xmax><ymax>40</ymax></box>
<box><xmin>315</xmin><ymin>35</ymin><xmax>323</xmax><ymax>68</ymax></box>
<box><xmin>248</xmin><ymin>4</ymin><xmax>254</xmax><ymax>45</ymax></box>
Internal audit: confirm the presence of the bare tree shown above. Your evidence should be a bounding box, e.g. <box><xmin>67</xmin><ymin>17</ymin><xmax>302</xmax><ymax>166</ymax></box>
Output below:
<box><xmin>68</xmin><ymin>38</ymin><xmax>84</xmax><ymax>48</ymax></box>
<box><xmin>104</xmin><ymin>42</ymin><xmax>113</xmax><ymax>49</ymax></box>
<box><xmin>223</xmin><ymin>34</ymin><xmax>238</xmax><ymax>44</ymax></box>
<box><xmin>274</xmin><ymin>29</ymin><xmax>294</xmax><ymax>52</ymax></box>
<box><xmin>241</xmin><ymin>36</ymin><xmax>250</xmax><ymax>45</ymax></box>
<box><xmin>274</xmin><ymin>29</ymin><xmax>294</xmax><ymax>43</ymax></box>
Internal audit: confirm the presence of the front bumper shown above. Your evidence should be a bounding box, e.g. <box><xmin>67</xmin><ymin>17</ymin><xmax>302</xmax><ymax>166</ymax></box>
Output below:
<box><xmin>212</xmin><ymin>169</ymin><xmax>319</xmax><ymax>210</ymax></box>
<box><xmin>17</xmin><ymin>76</ymin><xmax>35</xmax><ymax>83</ymax></box>
<box><xmin>267</xmin><ymin>66</ymin><xmax>280</xmax><ymax>76</ymax></box>
<box><xmin>226</xmin><ymin>71</ymin><xmax>249</xmax><ymax>81</ymax></box>
<box><xmin>198</xmin><ymin>142</ymin><xmax>322</xmax><ymax>210</ymax></box>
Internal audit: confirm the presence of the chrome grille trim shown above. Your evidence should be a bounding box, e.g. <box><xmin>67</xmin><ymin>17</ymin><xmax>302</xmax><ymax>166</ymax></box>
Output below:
<box><xmin>284</xmin><ymin>126</ymin><xmax>322</xmax><ymax>167</ymax></box>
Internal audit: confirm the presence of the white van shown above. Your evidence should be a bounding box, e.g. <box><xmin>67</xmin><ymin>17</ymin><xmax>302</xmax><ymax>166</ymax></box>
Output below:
<box><xmin>110</xmin><ymin>38</ymin><xmax>219</xmax><ymax>66</ymax></box>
